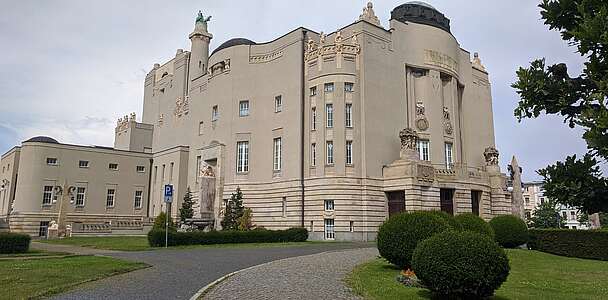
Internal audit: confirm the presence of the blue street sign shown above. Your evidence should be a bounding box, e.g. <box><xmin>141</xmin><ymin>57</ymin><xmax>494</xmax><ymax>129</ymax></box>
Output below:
<box><xmin>164</xmin><ymin>184</ymin><xmax>173</xmax><ymax>203</ymax></box>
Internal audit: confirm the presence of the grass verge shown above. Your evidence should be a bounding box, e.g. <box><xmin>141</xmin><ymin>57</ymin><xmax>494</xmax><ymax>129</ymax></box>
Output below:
<box><xmin>346</xmin><ymin>249</ymin><xmax>608</xmax><ymax>300</ymax></box>
<box><xmin>1</xmin><ymin>255</ymin><xmax>147</xmax><ymax>300</ymax></box>
<box><xmin>0</xmin><ymin>249</ymin><xmax>70</xmax><ymax>258</ymax></box>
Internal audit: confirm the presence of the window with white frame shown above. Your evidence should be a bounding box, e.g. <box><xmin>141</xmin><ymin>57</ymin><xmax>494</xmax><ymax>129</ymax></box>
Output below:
<box><xmin>106</xmin><ymin>189</ymin><xmax>115</xmax><ymax>207</ymax></box>
<box><xmin>239</xmin><ymin>100</ymin><xmax>249</xmax><ymax>117</ymax></box>
<box><xmin>75</xmin><ymin>187</ymin><xmax>86</xmax><ymax>206</ymax></box>
<box><xmin>311</xmin><ymin>143</ymin><xmax>316</xmax><ymax>166</ymax></box>
<box><xmin>212</xmin><ymin>105</ymin><xmax>219</xmax><ymax>121</ymax></box>
<box><xmin>79</xmin><ymin>160</ymin><xmax>89</xmax><ymax>168</ymax></box>
<box><xmin>326</xmin><ymin>104</ymin><xmax>333</xmax><ymax>128</ymax></box>
<box><xmin>445</xmin><ymin>142</ymin><xmax>454</xmax><ymax>169</ymax></box>
<box><xmin>344</xmin><ymin>82</ymin><xmax>354</xmax><ymax>92</ymax></box>
<box><xmin>324</xmin><ymin>218</ymin><xmax>335</xmax><ymax>240</ymax></box>
<box><xmin>273</xmin><ymin>137</ymin><xmax>282</xmax><ymax>171</ymax></box>
<box><xmin>46</xmin><ymin>158</ymin><xmax>58</xmax><ymax>165</ymax></box>
<box><xmin>237</xmin><ymin>141</ymin><xmax>249</xmax><ymax>173</ymax></box>
<box><xmin>418</xmin><ymin>139</ymin><xmax>430</xmax><ymax>161</ymax></box>
<box><xmin>346</xmin><ymin>140</ymin><xmax>353</xmax><ymax>165</ymax></box>
<box><xmin>324</xmin><ymin>82</ymin><xmax>334</xmax><ymax>93</ymax></box>
<box><xmin>134</xmin><ymin>190</ymin><xmax>143</xmax><ymax>208</ymax></box>
<box><xmin>136</xmin><ymin>166</ymin><xmax>145</xmax><ymax>173</ymax></box>
<box><xmin>275</xmin><ymin>95</ymin><xmax>282</xmax><ymax>112</ymax></box>
<box><xmin>345</xmin><ymin>103</ymin><xmax>353</xmax><ymax>128</ymax></box>
<box><xmin>326</xmin><ymin>141</ymin><xmax>334</xmax><ymax>165</ymax></box>
<box><xmin>311</xmin><ymin>107</ymin><xmax>317</xmax><ymax>130</ymax></box>
<box><xmin>109</xmin><ymin>163</ymin><xmax>118</xmax><ymax>170</ymax></box>
<box><xmin>310</xmin><ymin>86</ymin><xmax>317</xmax><ymax>96</ymax></box>
<box><xmin>324</xmin><ymin>199</ymin><xmax>334</xmax><ymax>211</ymax></box>
<box><xmin>42</xmin><ymin>185</ymin><xmax>53</xmax><ymax>205</ymax></box>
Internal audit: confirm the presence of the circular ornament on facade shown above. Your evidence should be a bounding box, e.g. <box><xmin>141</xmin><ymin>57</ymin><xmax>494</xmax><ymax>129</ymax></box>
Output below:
<box><xmin>444</xmin><ymin>122</ymin><xmax>453</xmax><ymax>135</ymax></box>
<box><xmin>416</xmin><ymin>118</ymin><xmax>429</xmax><ymax>131</ymax></box>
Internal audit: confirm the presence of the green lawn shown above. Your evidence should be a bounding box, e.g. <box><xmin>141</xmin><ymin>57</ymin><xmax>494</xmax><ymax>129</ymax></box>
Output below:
<box><xmin>0</xmin><ymin>249</ymin><xmax>70</xmax><ymax>258</ymax></box>
<box><xmin>40</xmin><ymin>236</ymin><xmax>357</xmax><ymax>251</ymax></box>
<box><xmin>347</xmin><ymin>249</ymin><xmax>608</xmax><ymax>300</ymax></box>
<box><xmin>0</xmin><ymin>255</ymin><xmax>147</xmax><ymax>300</ymax></box>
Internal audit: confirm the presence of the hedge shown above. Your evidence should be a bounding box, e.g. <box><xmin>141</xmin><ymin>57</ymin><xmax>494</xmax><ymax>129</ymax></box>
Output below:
<box><xmin>0</xmin><ymin>232</ymin><xmax>31</xmax><ymax>254</ymax></box>
<box><xmin>528</xmin><ymin>229</ymin><xmax>608</xmax><ymax>261</ymax></box>
<box><xmin>489</xmin><ymin>215</ymin><xmax>528</xmax><ymax>248</ymax></box>
<box><xmin>148</xmin><ymin>227</ymin><xmax>308</xmax><ymax>247</ymax></box>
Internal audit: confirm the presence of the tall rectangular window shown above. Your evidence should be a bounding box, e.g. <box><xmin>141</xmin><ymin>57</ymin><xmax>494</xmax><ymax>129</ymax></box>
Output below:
<box><xmin>239</xmin><ymin>100</ymin><xmax>249</xmax><ymax>117</ymax></box>
<box><xmin>170</xmin><ymin>162</ymin><xmax>174</xmax><ymax>182</ymax></box>
<box><xmin>154</xmin><ymin>166</ymin><xmax>158</xmax><ymax>183</ymax></box>
<box><xmin>162</xmin><ymin>164</ymin><xmax>165</xmax><ymax>182</ymax></box>
<box><xmin>311</xmin><ymin>143</ymin><xmax>316</xmax><ymax>166</ymax></box>
<box><xmin>324</xmin><ymin>82</ymin><xmax>334</xmax><ymax>93</ymax></box>
<box><xmin>311</xmin><ymin>107</ymin><xmax>317</xmax><ymax>130</ymax></box>
<box><xmin>344</xmin><ymin>82</ymin><xmax>354</xmax><ymax>92</ymax></box>
<box><xmin>42</xmin><ymin>186</ymin><xmax>53</xmax><ymax>205</ymax></box>
<box><xmin>196</xmin><ymin>156</ymin><xmax>201</xmax><ymax>183</ymax></box>
<box><xmin>75</xmin><ymin>187</ymin><xmax>86</xmax><ymax>207</ymax></box>
<box><xmin>345</xmin><ymin>103</ymin><xmax>353</xmax><ymax>128</ymax></box>
<box><xmin>275</xmin><ymin>95</ymin><xmax>282</xmax><ymax>112</ymax></box>
<box><xmin>346</xmin><ymin>140</ymin><xmax>353</xmax><ymax>165</ymax></box>
<box><xmin>445</xmin><ymin>142</ymin><xmax>454</xmax><ymax>169</ymax></box>
<box><xmin>237</xmin><ymin>141</ymin><xmax>249</xmax><ymax>173</ymax></box>
<box><xmin>310</xmin><ymin>86</ymin><xmax>317</xmax><ymax>96</ymax></box>
<box><xmin>324</xmin><ymin>199</ymin><xmax>334</xmax><ymax>211</ymax></box>
<box><xmin>326</xmin><ymin>141</ymin><xmax>334</xmax><ymax>165</ymax></box>
<box><xmin>471</xmin><ymin>190</ymin><xmax>481</xmax><ymax>216</ymax></box>
<box><xmin>326</xmin><ymin>104</ymin><xmax>333</xmax><ymax>128</ymax></box>
<box><xmin>324</xmin><ymin>218</ymin><xmax>335</xmax><ymax>240</ymax></box>
<box><xmin>106</xmin><ymin>189</ymin><xmax>115</xmax><ymax>207</ymax></box>
<box><xmin>212</xmin><ymin>105</ymin><xmax>219</xmax><ymax>121</ymax></box>
<box><xmin>134</xmin><ymin>190</ymin><xmax>143</xmax><ymax>208</ymax></box>
<box><xmin>418</xmin><ymin>139</ymin><xmax>430</xmax><ymax>161</ymax></box>
<box><xmin>282</xmin><ymin>196</ymin><xmax>287</xmax><ymax>217</ymax></box>
<box><xmin>273</xmin><ymin>137</ymin><xmax>282</xmax><ymax>171</ymax></box>
<box><xmin>198</xmin><ymin>121</ymin><xmax>204</xmax><ymax>135</ymax></box>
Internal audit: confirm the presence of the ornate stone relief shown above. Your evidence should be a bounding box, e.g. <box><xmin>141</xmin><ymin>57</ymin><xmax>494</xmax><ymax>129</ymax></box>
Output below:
<box><xmin>484</xmin><ymin>146</ymin><xmax>500</xmax><ymax>165</ymax></box>
<box><xmin>174</xmin><ymin>96</ymin><xmax>190</xmax><ymax>117</ymax></box>
<box><xmin>116</xmin><ymin>113</ymin><xmax>136</xmax><ymax>133</ymax></box>
<box><xmin>208</xmin><ymin>59</ymin><xmax>230</xmax><ymax>77</ymax></box>
<box><xmin>415</xmin><ymin>103</ymin><xmax>429</xmax><ymax>131</ymax></box>
<box><xmin>358</xmin><ymin>2</ymin><xmax>381</xmax><ymax>26</ymax></box>
<box><xmin>399</xmin><ymin>128</ymin><xmax>418</xmax><ymax>150</ymax></box>
<box><xmin>158</xmin><ymin>113</ymin><xmax>164</xmax><ymax>126</ymax></box>
<box><xmin>250</xmin><ymin>50</ymin><xmax>284</xmax><ymax>64</ymax></box>
<box><xmin>417</xmin><ymin>164</ymin><xmax>434</xmax><ymax>183</ymax></box>
<box><xmin>199</xmin><ymin>161</ymin><xmax>215</xmax><ymax>178</ymax></box>
<box><xmin>472</xmin><ymin>52</ymin><xmax>486</xmax><ymax>72</ymax></box>
<box><xmin>424</xmin><ymin>49</ymin><xmax>459</xmax><ymax>74</ymax></box>
<box><xmin>443</xmin><ymin>107</ymin><xmax>453</xmax><ymax>135</ymax></box>
<box><xmin>305</xmin><ymin>32</ymin><xmax>360</xmax><ymax>62</ymax></box>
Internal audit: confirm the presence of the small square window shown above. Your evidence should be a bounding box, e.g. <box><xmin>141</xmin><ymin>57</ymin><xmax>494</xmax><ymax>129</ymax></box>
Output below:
<box><xmin>324</xmin><ymin>199</ymin><xmax>334</xmax><ymax>211</ymax></box>
<box><xmin>79</xmin><ymin>160</ymin><xmax>89</xmax><ymax>168</ymax></box>
<box><xmin>310</xmin><ymin>86</ymin><xmax>317</xmax><ymax>96</ymax></box>
<box><xmin>324</xmin><ymin>83</ymin><xmax>334</xmax><ymax>93</ymax></box>
<box><xmin>275</xmin><ymin>95</ymin><xmax>282</xmax><ymax>113</ymax></box>
<box><xmin>136</xmin><ymin>166</ymin><xmax>145</xmax><ymax>173</ymax></box>
<box><xmin>344</xmin><ymin>82</ymin><xmax>354</xmax><ymax>92</ymax></box>
<box><xmin>239</xmin><ymin>100</ymin><xmax>249</xmax><ymax>117</ymax></box>
<box><xmin>109</xmin><ymin>163</ymin><xmax>118</xmax><ymax>170</ymax></box>
<box><xmin>46</xmin><ymin>158</ymin><xmax>58</xmax><ymax>165</ymax></box>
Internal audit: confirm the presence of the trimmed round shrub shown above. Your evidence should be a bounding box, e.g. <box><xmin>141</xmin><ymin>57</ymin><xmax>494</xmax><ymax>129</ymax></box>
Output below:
<box><xmin>0</xmin><ymin>232</ymin><xmax>31</xmax><ymax>254</ymax></box>
<box><xmin>425</xmin><ymin>210</ymin><xmax>462</xmax><ymax>231</ymax></box>
<box><xmin>489</xmin><ymin>215</ymin><xmax>528</xmax><ymax>248</ymax></box>
<box><xmin>412</xmin><ymin>231</ymin><xmax>510</xmax><ymax>298</ymax></box>
<box><xmin>377</xmin><ymin>211</ymin><xmax>450</xmax><ymax>269</ymax></box>
<box><xmin>455</xmin><ymin>213</ymin><xmax>494</xmax><ymax>239</ymax></box>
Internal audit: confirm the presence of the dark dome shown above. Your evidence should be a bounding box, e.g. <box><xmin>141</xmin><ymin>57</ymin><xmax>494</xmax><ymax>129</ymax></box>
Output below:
<box><xmin>24</xmin><ymin>136</ymin><xmax>59</xmax><ymax>144</ymax></box>
<box><xmin>391</xmin><ymin>2</ymin><xmax>451</xmax><ymax>33</ymax></box>
<box><xmin>211</xmin><ymin>38</ymin><xmax>256</xmax><ymax>55</ymax></box>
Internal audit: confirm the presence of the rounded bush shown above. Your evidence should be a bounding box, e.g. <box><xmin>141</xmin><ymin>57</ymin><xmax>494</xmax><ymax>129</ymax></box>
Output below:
<box><xmin>412</xmin><ymin>231</ymin><xmax>510</xmax><ymax>298</ymax></box>
<box><xmin>489</xmin><ymin>215</ymin><xmax>529</xmax><ymax>248</ymax></box>
<box><xmin>424</xmin><ymin>210</ymin><xmax>462</xmax><ymax>231</ymax></box>
<box><xmin>0</xmin><ymin>232</ymin><xmax>31</xmax><ymax>254</ymax></box>
<box><xmin>455</xmin><ymin>213</ymin><xmax>494</xmax><ymax>238</ymax></box>
<box><xmin>377</xmin><ymin>211</ymin><xmax>450</xmax><ymax>269</ymax></box>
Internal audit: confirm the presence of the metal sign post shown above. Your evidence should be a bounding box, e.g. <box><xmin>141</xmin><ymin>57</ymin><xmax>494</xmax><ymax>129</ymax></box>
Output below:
<box><xmin>164</xmin><ymin>184</ymin><xmax>173</xmax><ymax>248</ymax></box>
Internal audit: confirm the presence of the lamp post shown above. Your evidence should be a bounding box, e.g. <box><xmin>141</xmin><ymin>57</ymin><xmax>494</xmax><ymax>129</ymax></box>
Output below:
<box><xmin>52</xmin><ymin>180</ymin><xmax>75</xmax><ymax>237</ymax></box>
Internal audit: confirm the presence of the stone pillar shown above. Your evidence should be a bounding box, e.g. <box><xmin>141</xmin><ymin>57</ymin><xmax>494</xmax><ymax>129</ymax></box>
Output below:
<box><xmin>509</xmin><ymin>156</ymin><xmax>525</xmax><ymax>219</ymax></box>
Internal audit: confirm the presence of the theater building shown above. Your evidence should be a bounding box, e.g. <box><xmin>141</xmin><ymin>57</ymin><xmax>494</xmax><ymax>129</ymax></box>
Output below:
<box><xmin>1</xmin><ymin>2</ymin><xmax>513</xmax><ymax>240</ymax></box>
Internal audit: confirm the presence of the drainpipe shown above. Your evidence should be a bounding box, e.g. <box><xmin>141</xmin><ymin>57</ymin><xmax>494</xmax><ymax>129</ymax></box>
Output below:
<box><xmin>300</xmin><ymin>29</ymin><xmax>308</xmax><ymax>228</ymax></box>
<box><xmin>146</xmin><ymin>158</ymin><xmax>153</xmax><ymax>218</ymax></box>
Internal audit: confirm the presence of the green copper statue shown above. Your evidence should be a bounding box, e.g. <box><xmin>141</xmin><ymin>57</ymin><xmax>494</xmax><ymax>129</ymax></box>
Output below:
<box><xmin>196</xmin><ymin>10</ymin><xmax>211</xmax><ymax>23</ymax></box>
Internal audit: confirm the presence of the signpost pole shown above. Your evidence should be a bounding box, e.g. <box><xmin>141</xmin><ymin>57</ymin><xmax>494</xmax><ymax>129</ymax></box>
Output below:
<box><xmin>165</xmin><ymin>204</ymin><xmax>168</xmax><ymax>248</ymax></box>
<box><xmin>163</xmin><ymin>184</ymin><xmax>173</xmax><ymax>249</ymax></box>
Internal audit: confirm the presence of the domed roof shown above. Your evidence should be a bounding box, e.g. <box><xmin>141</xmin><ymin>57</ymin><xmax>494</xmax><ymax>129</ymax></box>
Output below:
<box><xmin>211</xmin><ymin>38</ymin><xmax>256</xmax><ymax>55</ymax></box>
<box><xmin>391</xmin><ymin>2</ymin><xmax>451</xmax><ymax>33</ymax></box>
<box><xmin>24</xmin><ymin>136</ymin><xmax>59</xmax><ymax>144</ymax></box>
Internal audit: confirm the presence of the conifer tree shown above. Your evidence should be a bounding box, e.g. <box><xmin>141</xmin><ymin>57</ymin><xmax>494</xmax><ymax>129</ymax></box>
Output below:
<box><xmin>179</xmin><ymin>187</ymin><xmax>194</xmax><ymax>223</ymax></box>
<box><xmin>221</xmin><ymin>187</ymin><xmax>245</xmax><ymax>230</ymax></box>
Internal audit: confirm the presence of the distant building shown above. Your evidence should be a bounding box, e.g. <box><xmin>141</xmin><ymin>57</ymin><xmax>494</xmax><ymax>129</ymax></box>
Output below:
<box><xmin>522</xmin><ymin>181</ymin><xmax>588</xmax><ymax>229</ymax></box>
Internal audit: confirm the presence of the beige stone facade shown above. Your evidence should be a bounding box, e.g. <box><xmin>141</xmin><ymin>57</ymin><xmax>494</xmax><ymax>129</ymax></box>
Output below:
<box><xmin>1</xmin><ymin>2</ymin><xmax>514</xmax><ymax>240</ymax></box>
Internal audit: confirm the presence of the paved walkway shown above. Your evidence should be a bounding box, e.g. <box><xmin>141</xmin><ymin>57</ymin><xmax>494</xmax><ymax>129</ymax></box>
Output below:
<box><xmin>31</xmin><ymin>241</ymin><xmax>120</xmax><ymax>255</ymax></box>
<box><xmin>203</xmin><ymin>248</ymin><xmax>378</xmax><ymax>300</ymax></box>
<box><xmin>51</xmin><ymin>242</ymin><xmax>373</xmax><ymax>300</ymax></box>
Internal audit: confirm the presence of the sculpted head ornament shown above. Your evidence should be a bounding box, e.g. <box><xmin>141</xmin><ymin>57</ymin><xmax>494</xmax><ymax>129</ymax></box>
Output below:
<box><xmin>399</xmin><ymin>128</ymin><xmax>419</xmax><ymax>150</ymax></box>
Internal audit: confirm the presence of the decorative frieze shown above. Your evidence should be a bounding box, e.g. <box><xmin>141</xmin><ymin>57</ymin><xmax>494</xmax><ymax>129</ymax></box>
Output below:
<box><xmin>174</xmin><ymin>96</ymin><xmax>190</xmax><ymax>117</ymax></box>
<box><xmin>424</xmin><ymin>49</ymin><xmax>458</xmax><ymax>74</ymax></box>
<box><xmin>115</xmin><ymin>112</ymin><xmax>136</xmax><ymax>133</ymax></box>
<box><xmin>249</xmin><ymin>50</ymin><xmax>284</xmax><ymax>64</ymax></box>
<box><xmin>305</xmin><ymin>32</ymin><xmax>360</xmax><ymax>62</ymax></box>
<box><xmin>208</xmin><ymin>59</ymin><xmax>230</xmax><ymax>78</ymax></box>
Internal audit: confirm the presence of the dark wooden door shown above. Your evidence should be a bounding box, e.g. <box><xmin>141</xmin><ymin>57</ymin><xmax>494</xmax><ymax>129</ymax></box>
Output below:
<box><xmin>440</xmin><ymin>188</ymin><xmax>454</xmax><ymax>215</ymax></box>
<box><xmin>386</xmin><ymin>191</ymin><xmax>405</xmax><ymax>217</ymax></box>
<box><xmin>471</xmin><ymin>190</ymin><xmax>482</xmax><ymax>216</ymax></box>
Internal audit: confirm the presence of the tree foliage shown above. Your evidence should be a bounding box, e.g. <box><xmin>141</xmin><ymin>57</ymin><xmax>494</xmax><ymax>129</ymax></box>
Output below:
<box><xmin>237</xmin><ymin>208</ymin><xmax>255</xmax><ymax>231</ymax></box>
<box><xmin>528</xmin><ymin>201</ymin><xmax>565</xmax><ymax>228</ymax></box>
<box><xmin>179</xmin><ymin>187</ymin><xmax>194</xmax><ymax>223</ymax></box>
<box><xmin>512</xmin><ymin>0</ymin><xmax>608</xmax><ymax>217</ymax></box>
<box><xmin>221</xmin><ymin>187</ymin><xmax>245</xmax><ymax>230</ymax></box>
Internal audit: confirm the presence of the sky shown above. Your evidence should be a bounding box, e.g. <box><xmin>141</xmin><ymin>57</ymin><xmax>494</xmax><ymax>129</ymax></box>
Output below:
<box><xmin>0</xmin><ymin>0</ymin><xmax>594</xmax><ymax>181</ymax></box>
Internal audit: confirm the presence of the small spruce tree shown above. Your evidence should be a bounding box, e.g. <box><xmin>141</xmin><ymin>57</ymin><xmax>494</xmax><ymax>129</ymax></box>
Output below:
<box><xmin>179</xmin><ymin>187</ymin><xmax>194</xmax><ymax>223</ymax></box>
<box><xmin>221</xmin><ymin>187</ymin><xmax>245</xmax><ymax>230</ymax></box>
<box><xmin>237</xmin><ymin>208</ymin><xmax>255</xmax><ymax>231</ymax></box>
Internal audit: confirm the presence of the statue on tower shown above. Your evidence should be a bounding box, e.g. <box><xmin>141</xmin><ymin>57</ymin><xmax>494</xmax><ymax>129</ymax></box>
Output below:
<box><xmin>196</xmin><ymin>10</ymin><xmax>212</xmax><ymax>24</ymax></box>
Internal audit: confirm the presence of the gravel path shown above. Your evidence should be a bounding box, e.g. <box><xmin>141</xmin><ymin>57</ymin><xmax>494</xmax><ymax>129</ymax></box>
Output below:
<box><xmin>51</xmin><ymin>242</ymin><xmax>373</xmax><ymax>300</ymax></box>
<box><xmin>203</xmin><ymin>247</ymin><xmax>378</xmax><ymax>300</ymax></box>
